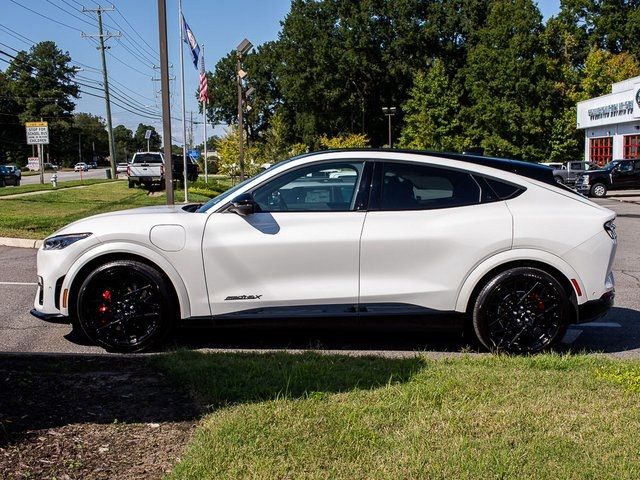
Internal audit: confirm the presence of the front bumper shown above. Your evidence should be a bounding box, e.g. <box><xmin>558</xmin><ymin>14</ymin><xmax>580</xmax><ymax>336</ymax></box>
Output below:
<box><xmin>30</xmin><ymin>308</ymin><xmax>68</xmax><ymax>322</ymax></box>
<box><xmin>576</xmin><ymin>290</ymin><xmax>614</xmax><ymax>323</ymax></box>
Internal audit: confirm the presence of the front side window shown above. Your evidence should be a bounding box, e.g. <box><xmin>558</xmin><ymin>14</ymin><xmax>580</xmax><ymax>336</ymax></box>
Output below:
<box><xmin>380</xmin><ymin>162</ymin><xmax>480</xmax><ymax>210</ymax></box>
<box><xmin>253</xmin><ymin>162</ymin><xmax>363</xmax><ymax>212</ymax></box>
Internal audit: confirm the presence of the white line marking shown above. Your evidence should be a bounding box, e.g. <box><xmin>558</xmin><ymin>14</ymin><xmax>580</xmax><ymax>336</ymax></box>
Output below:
<box><xmin>0</xmin><ymin>281</ymin><xmax>37</xmax><ymax>286</ymax></box>
<box><xmin>561</xmin><ymin>329</ymin><xmax>583</xmax><ymax>344</ymax></box>
<box><xmin>580</xmin><ymin>322</ymin><xmax>621</xmax><ymax>328</ymax></box>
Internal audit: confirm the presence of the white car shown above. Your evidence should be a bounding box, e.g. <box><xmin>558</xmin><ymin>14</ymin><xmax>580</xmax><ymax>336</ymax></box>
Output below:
<box><xmin>31</xmin><ymin>150</ymin><xmax>617</xmax><ymax>353</ymax></box>
<box><xmin>74</xmin><ymin>162</ymin><xmax>89</xmax><ymax>172</ymax></box>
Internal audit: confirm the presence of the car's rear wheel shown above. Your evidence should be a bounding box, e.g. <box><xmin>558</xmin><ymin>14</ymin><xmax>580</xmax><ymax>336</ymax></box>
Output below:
<box><xmin>590</xmin><ymin>182</ymin><xmax>607</xmax><ymax>198</ymax></box>
<box><xmin>76</xmin><ymin>260</ymin><xmax>174</xmax><ymax>352</ymax></box>
<box><xmin>0</xmin><ymin>178</ymin><xmax>5</xmax><ymax>187</ymax></box>
<box><xmin>472</xmin><ymin>267</ymin><xmax>569</xmax><ymax>354</ymax></box>
<box><xmin>128</xmin><ymin>180</ymin><xmax>135</xmax><ymax>188</ymax></box>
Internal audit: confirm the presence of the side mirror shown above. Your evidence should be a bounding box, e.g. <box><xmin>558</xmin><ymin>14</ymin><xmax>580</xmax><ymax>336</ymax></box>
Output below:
<box><xmin>229</xmin><ymin>193</ymin><xmax>257</xmax><ymax>216</ymax></box>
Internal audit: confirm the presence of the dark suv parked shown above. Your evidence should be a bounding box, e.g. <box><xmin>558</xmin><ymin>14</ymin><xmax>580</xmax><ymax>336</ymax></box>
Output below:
<box><xmin>0</xmin><ymin>165</ymin><xmax>21</xmax><ymax>187</ymax></box>
<box><xmin>575</xmin><ymin>159</ymin><xmax>640</xmax><ymax>197</ymax></box>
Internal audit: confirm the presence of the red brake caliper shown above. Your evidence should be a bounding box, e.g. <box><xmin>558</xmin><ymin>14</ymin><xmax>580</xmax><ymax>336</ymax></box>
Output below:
<box><xmin>98</xmin><ymin>290</ymin><xmax>112</xmax><ymax>319</ymax></box>
<box><xmin>531</xmin><ymin>292</ymin><xmax>545</xmax><ymax>311</ymax></box>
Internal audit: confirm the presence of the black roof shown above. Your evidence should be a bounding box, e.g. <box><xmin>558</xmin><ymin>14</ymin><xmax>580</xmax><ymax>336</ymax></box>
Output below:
<box><xmin>301</xmin><ymin>149</ymin><xmax>556</xmax><ymax>185</ymax></box>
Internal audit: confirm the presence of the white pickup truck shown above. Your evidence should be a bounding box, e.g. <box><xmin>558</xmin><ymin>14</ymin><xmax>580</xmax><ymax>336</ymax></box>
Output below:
<box><xmin>127</xmin><ymin>152</ymin><xmax>164</xmax><ymax>189</ymax></box>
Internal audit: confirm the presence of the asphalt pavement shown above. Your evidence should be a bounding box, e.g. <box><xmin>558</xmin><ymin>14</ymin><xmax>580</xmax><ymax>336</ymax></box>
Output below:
<box><xmin>1</xmin><ymin>195</ymin><xmax>639</xmax><ymax>357</ymax></box>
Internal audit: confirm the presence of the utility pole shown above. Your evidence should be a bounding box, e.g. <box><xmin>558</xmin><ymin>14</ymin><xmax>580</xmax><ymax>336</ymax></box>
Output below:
<box><xmin>82</xmin><ymin>5</ymin><xmax>120</xmax><ymax>179</ymax></box>
<box><xmin>157</xmin><ymin>0</ymin><xmax>174</xmax><ymax>204</ymax></box>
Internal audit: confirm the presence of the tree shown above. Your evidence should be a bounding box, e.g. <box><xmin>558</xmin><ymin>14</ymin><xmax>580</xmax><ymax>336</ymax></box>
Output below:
<box><xmin>318</xmin><ymin>133</ymin><xmax>370</xmax><ymax>149</ymax></box>
<box><xmin>132</xmin><ymin>123</ymin><xmax>161</xmax><ymax>152</ymax></box>
<box><xmin>581</xmin><ymin>48</ymin><xmax>640</xmax><ymax>99</ymax></box>
<box><xmin>398</xmin><ymin>60</ymin><xmax>464</xmax><ymax>152</ymax></box>
<box><xmin>6</xmin><ymin>41</ymin><xmax>79</xmax><ymax>166</ymax></box>
<box><xmin>216</xmin><ymin>126</ymin><xmax>261</xmax><ymax>177</ymax></box>
<box><xmin>461</xmin><ymin>0</ymin><xmax>555</xmax><ymax>161</ymax></box>
<box><xmin>0</xmin><ymin>70</ymin><xmax>27</xmax><ymax>165</ymax></box>
<box><xmin>113</xmin><ymin>125</ymin><xmax>134</xmax><ymax>162</ymax></box>
<box><xmin>74</xmin><ymin>113</ymin><xmax>108</xmax><ymax>164</ymax></box>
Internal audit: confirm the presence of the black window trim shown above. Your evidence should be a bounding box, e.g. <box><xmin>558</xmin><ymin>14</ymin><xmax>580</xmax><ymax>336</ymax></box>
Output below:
<box><xmin>217</xmin><ymin>159</ymin><xmax>373</xmax><ymax>214</ymax></box>
<box><xmin>368</xmin><ymin>159</ymin><xmax>527</xmax><ymax>211</ymax></box>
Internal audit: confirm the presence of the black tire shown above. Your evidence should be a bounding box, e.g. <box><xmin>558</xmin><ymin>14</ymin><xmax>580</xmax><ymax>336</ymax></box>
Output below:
<box><xmin>472</xmin><ymin>267</ymin><xmax>569</xmax><ymax>354</ymax></box>
<box><xmin>15</xmin><ymin>179</ymin><xmax>20</xmax><ymax>186</ymax></box>
<box><xmin>590</xmin><ymin>182</ymin><xmax>607</xmax><ymax>198</ymax></box>
<box><xmin>554</xmin><ymin>176</ymin><xmax>564</xmax><ymax>184</ymax></box>
<box><xmin>0</xmin><ymin>178</ymin><xmax>5</xmax><ymax>187</ymax></box>
<box><xmin>76</xmin><ymin>260</ymin><xmax>175</xmax><ymax>352</ymax></box>
<box><xmin>128</xmin><ymin>180</ymin><xmax>135</xmax><ymax>188</ymax></box>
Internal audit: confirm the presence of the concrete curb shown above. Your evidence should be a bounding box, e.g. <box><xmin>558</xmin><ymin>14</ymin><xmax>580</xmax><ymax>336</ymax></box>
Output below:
<box><xmin>0</xmin><ymin>237</ymin><xmax>43</xmax><ymax>249</ymax></box>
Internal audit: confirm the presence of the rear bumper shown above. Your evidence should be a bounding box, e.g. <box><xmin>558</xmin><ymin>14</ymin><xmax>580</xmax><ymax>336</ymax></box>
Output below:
<box><xmin>576</xmin><ymin>290</ymin><xmax>614</xmax><ymax>323</ymax></box>
<box><xmin>129</xmin><ymin>176</ymin><xmax>163</xmax><ymax>183</ymax></box>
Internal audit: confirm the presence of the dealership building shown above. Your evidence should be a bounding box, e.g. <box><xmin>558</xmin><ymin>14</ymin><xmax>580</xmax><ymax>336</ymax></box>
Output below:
<box><xmin>577</xmin><ymin>75</ymin><xmax>640</xmax><ymax>166</ymax></box>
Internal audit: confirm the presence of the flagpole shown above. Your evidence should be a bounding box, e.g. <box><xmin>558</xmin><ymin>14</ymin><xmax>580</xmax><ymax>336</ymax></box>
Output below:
<box><xmin>178</xmin><ymin>0</ymin><xmax>188</xmax><ymax>202</ymax></box>
<box><xmin>202</xmin><ymin>44</ymin><xmax>208</xmax><ymax>184</ymax></box>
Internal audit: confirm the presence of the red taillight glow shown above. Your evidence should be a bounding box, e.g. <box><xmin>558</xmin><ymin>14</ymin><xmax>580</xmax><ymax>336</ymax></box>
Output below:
<box><xmin>126</xmin><ymin>165</ymin><xmax>130</xmax><ymax>176</ymax></box>
<box><xmin>160</xmin><ymin>164</ymin><xmax>165</xmax><ymax>176</ymax></box>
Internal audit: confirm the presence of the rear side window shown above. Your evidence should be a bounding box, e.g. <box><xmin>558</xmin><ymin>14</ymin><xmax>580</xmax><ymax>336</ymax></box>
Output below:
<box><xmin>483</xmin><ymin>177</ymin><xmax>523</xmax><ymax>200</ymax></box>
<box><xmin>380</xmin><ymin>162</ymin><xmax>480</xmax><ymax>210</ymax></box>
<box><xmin>133</xmin><ymin>153</ymin><xmax>163</xmax><ymax>164</ymax></box>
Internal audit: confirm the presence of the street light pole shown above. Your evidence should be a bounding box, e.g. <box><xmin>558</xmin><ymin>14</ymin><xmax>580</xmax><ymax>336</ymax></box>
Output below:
<box><xmin>382</xmin><ymin>106</ymin><xmax>396</xmax><ymax>148</ymax></box>
<box><xmin>236</xmin><ymin>38</ymin><xmax>252</xmax><ymax>182</ymax></box>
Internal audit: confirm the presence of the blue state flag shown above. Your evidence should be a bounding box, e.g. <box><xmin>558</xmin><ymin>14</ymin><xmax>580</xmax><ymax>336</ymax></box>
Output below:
<box><xmin>181</xmin><ymin>14</ymin><xmax>200</xmax><ymax>69</ymax></box>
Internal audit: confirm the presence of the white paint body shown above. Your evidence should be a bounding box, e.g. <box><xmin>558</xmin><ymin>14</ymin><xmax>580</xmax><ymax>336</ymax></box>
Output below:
<box><xmin>33</xmin><ymin>151</ymin><xmax>617</xmax><ymax>323</ymax></box>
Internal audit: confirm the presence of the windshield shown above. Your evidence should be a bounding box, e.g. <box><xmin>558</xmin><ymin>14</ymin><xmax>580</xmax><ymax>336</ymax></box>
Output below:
<box><xmin>197</xmin><ymin>162</ymin><xmax>291</xmax><ymax>213</ymax></box>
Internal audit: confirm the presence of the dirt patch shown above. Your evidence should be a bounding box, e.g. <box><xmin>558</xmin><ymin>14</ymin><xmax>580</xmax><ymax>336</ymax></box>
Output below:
<box><xmin>0</xmin><ymin>354</ymin><xmax>199</xmax><ymax>479</ymax></box>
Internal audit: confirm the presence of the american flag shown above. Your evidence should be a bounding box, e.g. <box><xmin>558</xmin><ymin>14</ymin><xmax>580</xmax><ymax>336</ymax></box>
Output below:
<box><xmin>199</xmin><ymin>54</ymin><xmax>208</xmax><ymax>104</ymax></box>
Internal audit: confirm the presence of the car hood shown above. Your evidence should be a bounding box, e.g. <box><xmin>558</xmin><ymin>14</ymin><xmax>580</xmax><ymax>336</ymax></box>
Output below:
<box><xmin>49</xmin><ymin>205</ymin><xmax>194</xmax><ymax>238</ymax></box>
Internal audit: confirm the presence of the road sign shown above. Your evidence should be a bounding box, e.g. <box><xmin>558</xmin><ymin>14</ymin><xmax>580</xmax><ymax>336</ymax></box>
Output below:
<box><xmin>144</xmin><ymin>129</ymin><xmax>152</xmax><ymax>140</ymax></box>
<box><xmin>25</xmin><ymin>121</ymin><xmax>49</xmax><ymax>145</ymax></box>
<box><xmin>187</xmin><ymin>149</ymin><xmax>200</xmax><ymax>159</ymax></box>
<box><xmin>27</xmin><ymin>157</ymin><xmax>40</xmax><ymax>171</ymax></box>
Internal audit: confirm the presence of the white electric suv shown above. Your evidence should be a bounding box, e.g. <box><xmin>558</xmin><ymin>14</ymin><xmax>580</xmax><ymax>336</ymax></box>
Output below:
<box><xmin>31</xmin><ymin>150</ymin><xmax>617</xmax><ymax>353</ymax></box>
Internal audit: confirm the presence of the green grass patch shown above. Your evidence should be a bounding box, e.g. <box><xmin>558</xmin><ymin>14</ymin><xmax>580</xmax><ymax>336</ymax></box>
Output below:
<box><xmin>150</xmin><ymin>352</ymin><xmax>640</xmax><ymax>479</ymax></box>
<box><xmin>0</xmin><ymin>181</ymin><xmax>211</xmax><ymax>238</ymax></box>
<box><xmin>0</xmin><ymin>178</ymin><xmax>110</xmax><ymax>197</ymax></box>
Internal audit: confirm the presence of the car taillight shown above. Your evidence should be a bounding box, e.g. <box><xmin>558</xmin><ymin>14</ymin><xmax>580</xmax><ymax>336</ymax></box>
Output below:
<box><xmin>604</xmin><ymin>220</ymin><xmax>617</xmax><ymax>240</ymax></box>
<box><xmin>160</xmin><ymin>165</ymin><xmax>165</xmax><ymax>175</ymax></box>
<box><xmin>126</xmin><ymin>165</ymin><xmax>130</xmax><ymax>176</ymax></box>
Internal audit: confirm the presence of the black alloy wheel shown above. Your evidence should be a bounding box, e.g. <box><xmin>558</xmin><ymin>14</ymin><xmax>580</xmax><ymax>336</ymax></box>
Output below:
<box><xmin>473</xmin><ymin>267</ymin><xmax>569</xmax><ymax>354</ymax></box>
<box><xmin>76</xmin><ymin>260</ymin><xmax>174</xmax><ymax>352</ymax></box>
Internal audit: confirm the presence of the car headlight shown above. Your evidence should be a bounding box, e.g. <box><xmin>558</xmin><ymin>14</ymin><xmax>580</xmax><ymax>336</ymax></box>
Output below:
<box><xmin>43</xmin><ymin>233</ymin><xmax>92</xmax><ymax>250</ymax></box>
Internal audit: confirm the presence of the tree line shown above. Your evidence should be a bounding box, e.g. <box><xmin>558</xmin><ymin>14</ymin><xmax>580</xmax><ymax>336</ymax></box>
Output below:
<box><xmin>0</xmin><ymin>41</ymin><xmax>161</xmax><ymax>167</ymax></box>
<box><xmin>207</xmin><ymin>0</ymin><xmax>640</xmax><ymax>164</ymax></box>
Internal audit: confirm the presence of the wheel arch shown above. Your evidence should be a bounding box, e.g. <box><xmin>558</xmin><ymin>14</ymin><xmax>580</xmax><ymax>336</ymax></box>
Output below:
<box><xmin>61</xmin><ymin>242</ymin><xmax>191</xmax><ymax>319</ymax></box>
<box><xmin>456</xmin><ymin>249</ymin><xmax>582</xmax><ymax>322</ymax></box>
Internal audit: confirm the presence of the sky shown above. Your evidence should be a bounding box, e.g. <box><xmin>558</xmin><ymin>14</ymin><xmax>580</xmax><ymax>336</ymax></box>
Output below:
<box><xmin>1</xmin><ymin>0</ymin><xmax>560</xmax><ymax>147</ymax></box>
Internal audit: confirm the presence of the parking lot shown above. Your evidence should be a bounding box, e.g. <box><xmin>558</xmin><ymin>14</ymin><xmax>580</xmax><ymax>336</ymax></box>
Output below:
<box><xmin>1</xmin><ymin>195</ymin><xmax>639</xmax><ymax>357</ymax></box>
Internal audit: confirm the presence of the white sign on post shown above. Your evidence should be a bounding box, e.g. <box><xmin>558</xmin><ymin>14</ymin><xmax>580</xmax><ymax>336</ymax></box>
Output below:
<box><xmin>144</xmin><ymin>129</ymin><xmax>152</xmax><ymax>140</ymax></box>
<box><xmin>25</xmin><ymin>121</ymin><xmax>49</xmax><ymax>145</ymax></box>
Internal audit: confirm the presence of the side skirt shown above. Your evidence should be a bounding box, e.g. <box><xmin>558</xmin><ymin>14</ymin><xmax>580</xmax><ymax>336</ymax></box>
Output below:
<box><xmin>179</xmin><ymin>303</ymin><xmax>466</xmax><ymax>332</ymax></box>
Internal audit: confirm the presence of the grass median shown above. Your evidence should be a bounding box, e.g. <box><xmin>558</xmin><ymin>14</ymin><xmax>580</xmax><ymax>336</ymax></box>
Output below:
<box><xmin>151</xmin><ymin>351</ymin><xmax>640</xmax><ymax>479</ymax></box>
<box><xmin>0</xmin><ymin>181</ymin><xmax>213</xmax><ymax>239</ymax></box>
<box><xmin>0</xmin><ymin>178</ymin><xmax>111</xmax><ymax>197</ymax></box>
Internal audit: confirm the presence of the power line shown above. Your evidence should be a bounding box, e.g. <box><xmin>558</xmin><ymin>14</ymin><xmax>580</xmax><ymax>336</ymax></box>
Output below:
<box><xmin>8</xmin><ymin>0</ymin><xmax>83</xmax><ymax>32</ymax></box>
<box><xmin>112</xmin><ymin>1</ymin><xmax>160</xmax><ymax>57</ymax></box>
<box><xmin>45</xmin><ymin>0</ymin><xmax>97</xmax><ymax>29</ymax></box>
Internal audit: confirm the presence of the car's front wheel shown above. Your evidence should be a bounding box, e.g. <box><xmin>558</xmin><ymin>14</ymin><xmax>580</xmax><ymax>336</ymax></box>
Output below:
<box><xmin>76</xmin><ymin>260</ymin><xmax>174</xmax><ymax>352</ymax></box>
<box><xmin>472</xmin><ymin>267</ymin><xmax>569</xmax><ymax>353</ymax></box>
<box><xmin>590</xmin><ymin>182</ymin><xmax>607</xmax><ymax>198</ymax></box>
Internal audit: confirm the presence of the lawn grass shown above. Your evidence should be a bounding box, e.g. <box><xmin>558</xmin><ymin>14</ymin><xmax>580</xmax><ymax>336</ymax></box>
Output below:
<box><xmin>150</xmin><ymin>351</ymin><xmax>640</xmax><ymax>479</ymax></box>
<box><xmin>0</xmin><ymin>181</ymin><xmax>211</xmax><ymax>239</ymax></box>
<box><xmin>0</xmin><ymin>178</ymin><xmax>111</xmax><ymax>197</ymax></box>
